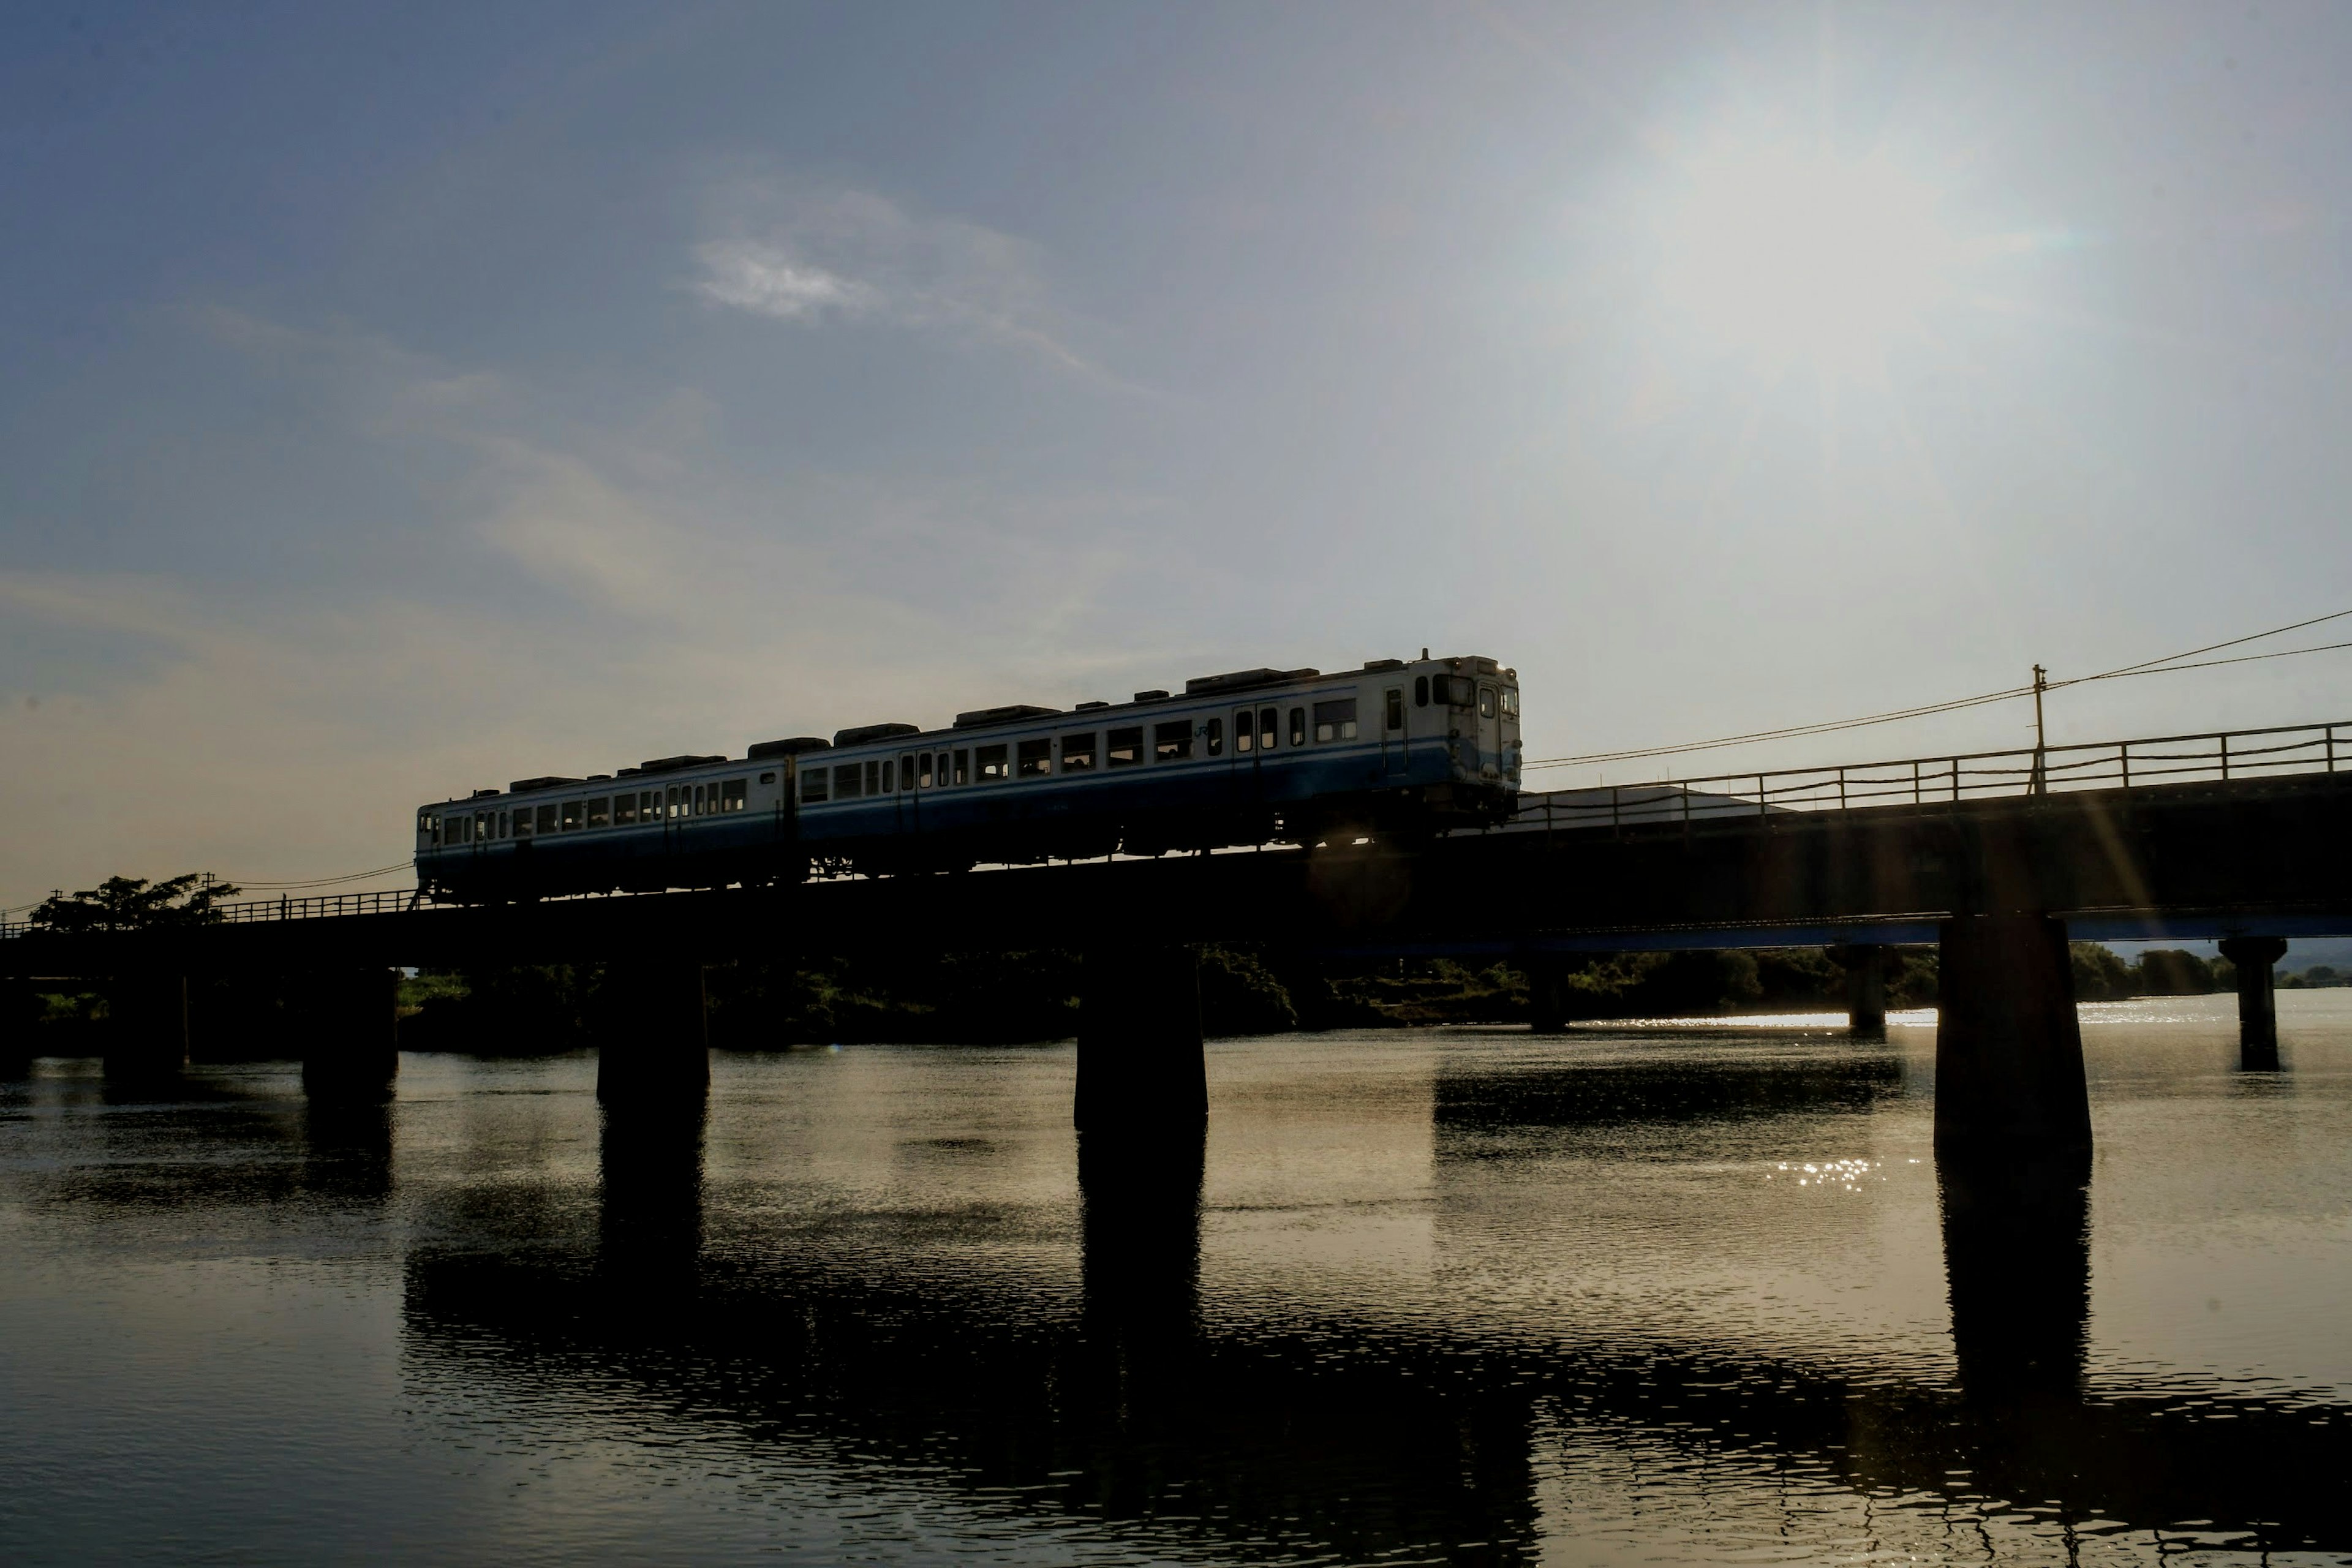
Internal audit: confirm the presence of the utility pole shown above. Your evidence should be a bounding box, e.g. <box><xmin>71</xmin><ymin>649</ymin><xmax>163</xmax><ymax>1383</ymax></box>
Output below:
<box><xmin>2030</xmin><ymin>663</ymin><xmax>2049</xmax><ymax>796</ymax></box>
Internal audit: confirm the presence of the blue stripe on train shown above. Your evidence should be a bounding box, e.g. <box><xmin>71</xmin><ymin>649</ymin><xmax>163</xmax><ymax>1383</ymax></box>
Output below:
<box><xmin>421</xmin><ymin>741</ymin><xmax>1475</xmax><ymax>881</ymax></box>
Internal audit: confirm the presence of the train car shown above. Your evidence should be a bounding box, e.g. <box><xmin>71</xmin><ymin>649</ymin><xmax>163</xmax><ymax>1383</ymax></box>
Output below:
<box><xmin>415</xmin><ymin>653</ymin><xmax>1521</xmax><ymax>902</ymax></box>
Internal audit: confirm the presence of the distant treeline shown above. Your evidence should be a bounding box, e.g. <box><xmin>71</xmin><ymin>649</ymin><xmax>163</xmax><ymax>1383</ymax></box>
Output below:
<box><xmin>14</xmin><ymin>905</ymin><xmax>2324</xmax><ymax>1058</ymax></box>
<box><xmin>390</xmin><ymin>944</ymin><xmax>1928</xmax><ymax>1052</ymax></box>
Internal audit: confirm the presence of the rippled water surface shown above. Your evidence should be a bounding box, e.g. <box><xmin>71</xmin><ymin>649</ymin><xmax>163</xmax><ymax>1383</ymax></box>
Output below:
<box><xmin>4</xmin><ymin>992</ymin><xmax>2351</xmax><ymax>1564</ymax></box>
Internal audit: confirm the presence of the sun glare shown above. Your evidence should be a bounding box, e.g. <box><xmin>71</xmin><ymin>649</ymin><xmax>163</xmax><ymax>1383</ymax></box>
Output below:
<box><xmin>1650</xmin><ymin>143</ymin><xmax>1956</xmax><ymax>375</ymax></box>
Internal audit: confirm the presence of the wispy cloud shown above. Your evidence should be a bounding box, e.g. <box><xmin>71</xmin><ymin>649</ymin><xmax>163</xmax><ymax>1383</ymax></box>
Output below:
<box><xmin>693</xmin><ymin>247</ymin><xmax>883</xmax><ymax>322</ymax></box>
<box><xmin>689</xmin><ymin>185</ymin><xmax>1093</xmax><ymax>371</ymax></box>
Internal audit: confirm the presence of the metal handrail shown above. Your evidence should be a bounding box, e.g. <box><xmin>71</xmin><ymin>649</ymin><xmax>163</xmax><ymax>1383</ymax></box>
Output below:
<box><xmin>1511</xmin><ymin>718</ymin><xmax>2349</xmax><ymax>834</ymax></box>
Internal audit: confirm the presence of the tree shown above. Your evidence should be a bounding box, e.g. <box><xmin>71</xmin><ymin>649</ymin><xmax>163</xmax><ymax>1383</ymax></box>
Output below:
<box><xmin>29</xmin><ymin>874</ymin><xmax>243</xmax><ymax>934</ymax></box>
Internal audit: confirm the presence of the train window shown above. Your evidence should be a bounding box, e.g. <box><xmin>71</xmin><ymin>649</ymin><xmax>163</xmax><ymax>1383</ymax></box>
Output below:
<box><xmin>498</xmin><ymin>810</ymin><xmax>510</xmax><ymax>838</ymax></box>
<box><xmin>1415</xmin><ymin>675</ymin><xmax>1429</xmax><ymax>707</ymax></box>
<box><xmin>759</xmin><ymin>771</ymin><xmax>775</xmax><ymax>785</ymax></box>
<box><xmin>692</xmin><ymin>785</ymin><xmax>705</xmax><ymax>816</ymax></box>
<box><xmin>511</xmin><ymin>810</ymin><xmax>531</xmax><ymax>839</ymax></box>
<box><xmin>1501</xmin><ymin>688</ymin><xmax>1519</xmax><ymax>718</ymax></box>
<box><xmin>1107</xmin><ymin>727</ymin><xmax>1143</xmax><ymax>767</ymax></box>
<box><xmin>561</xmin><ymin>800</ymin><xmax>583</xmax><ymax>831</ymax></box>
<box><xmin>976</xmin><ymin>743</ymin><xmax>1009</xmax><ymax>781</ymax></box>
<box><xmin>1205</xmin><ymin>717</ymin><xmax>1224</xmax><ymax>757</ymax></box>
<box><xmin>1479</xmin><ymin>687</ymin><xmax>1496</xmax><ymax>719</ymax></box>
<box><xmin>475</xmin><ymin>812</ymin><xmax>491</xmax><ymax>840</ymax></box>
<box><xmin>662</xmin><ymin>785</ymin><xmax>677</xmax><ymax>819</ymax></box>
<box><xmin>865</xmin><ymin>760</ymin><xmax>881</xmax><ymax>796</ymax></box>
<box><xmin>537</xmin><ymin>804</ymin><xmax>559</xmax><ymax>834</ymax></box>
<box><xmin>803</xmin><ymin>769</ymin><xmax>830</xmax><ymax>804</ymax></box>
<box><xmin>641</xmin><ymin>790</ymin><xmax>657</xmax><ymax>822</ymax></box>
<box><xmin>615</xmin><ymin>794</ymin><xmax>637</xmax><ymax>826</ymax></box>
<box><xmin>1234</xmin><ymin>710</ymin><xmax>1253</xmax><ymax>753</ymax></box>
<box><xmin>1313</xmin><ymin>698</ymin><xmax>1357</xmax><ymax>742</ymax></box>
<box><xmin>1434</xmin><ymin>674</ymin><xmax>1475</xmax><ymax>708</ymax></box>
<box><xmin>418</xmin><ymin>812</ymin><xmax>435</xmax><ymax>840</ymax></box>
<box><xmin>1061</xmin><ymin>732</ymin><xmax>1096</xmax><ymax>771</ymax></box>
<box><xmin>881</xmin><ymin>760</ymin><xmax>895</xmax><ymax>793</ymax></box>
<box><xmin>1385</xmin><ymin>689</ymin><xmax>1404</xmax><ymax>731</ymax></box>
<box><xmin>1153</xmin><ymin>720</ymin><xmax>1193</xmax><ymax>763</ymax></box>
<box><xmin>588</xmin><ymin>797</ymin><xmax>611</xmax><ymax>828</ymax></box>
<box><xmin>953</xmin><ymin>748</ymin><xmax>969</xmax><ymax>785</ymax></box>
<box><xmin>900</xmin><ymin>754</ymin><xmax>915</xmax><ymax>790</ymax></box>
<box><xmin>1261</xmin><ymin>706</ymin><xmax>1279</xmax><ymax>748</ymax></box>
<box><xmin>1017</xmin><ymin>738</ymin><xmax>1051</xmax><ymax>777</ymax></box>
<box><xmin>833</xmin><ymin>764</ymin><xmax>862</xmax><ymax>799</ymax></box>
<box><xmin>443</xmin><ymin>815</ymin><xmax>463</xmax><ymax>845</ymax></box>
<box><xmin>1289</xmin><ymin>707</ymin><xmax>1305</xmax><ymax>747</ymax></box>
<box><xmin>722</xmin><ymin>778</ymin><xmax>747</xmax><ymax>812</ymax></box>
<box><xmin>918</xmin><ymin>753</ymin><xmax>933</xmax><ymax>788</ymax></box>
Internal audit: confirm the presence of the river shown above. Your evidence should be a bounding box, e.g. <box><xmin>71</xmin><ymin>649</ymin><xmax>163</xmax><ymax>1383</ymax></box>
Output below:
<box><xmin>4</xmin><ymin>992</ymin><xmax>2350</xmax><ymax>1564</ymax></box>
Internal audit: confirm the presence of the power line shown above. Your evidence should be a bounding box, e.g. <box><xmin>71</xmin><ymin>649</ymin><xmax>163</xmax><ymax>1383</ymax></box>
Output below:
<box><xmin>1524</xmin><ymin>609</ymin><xmax>2352</xmax><ymax>771</ymax></box>
<box><xmin>228</xmin><ymin>862</ymin><xmax>413</xmax><ymax>891</ymax></box>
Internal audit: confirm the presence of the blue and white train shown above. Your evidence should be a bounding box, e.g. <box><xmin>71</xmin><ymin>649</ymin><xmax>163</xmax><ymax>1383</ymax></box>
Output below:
<box><xmin>415</xmin><ymin>654</ymin><xmax>1521</xmax><ymax>901</ymax></box>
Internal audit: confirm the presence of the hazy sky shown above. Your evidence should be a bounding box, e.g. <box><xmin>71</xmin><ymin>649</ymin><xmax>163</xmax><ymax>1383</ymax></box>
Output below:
<box><xmin>6</xmin><ymin>1</ymin><xmax>2351</xmax><ymax>902</ymax></box>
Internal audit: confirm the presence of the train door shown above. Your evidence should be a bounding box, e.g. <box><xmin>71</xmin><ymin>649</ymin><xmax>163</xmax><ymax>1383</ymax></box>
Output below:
<box><xmin>1476</xmin><ymin>683</ymin><xmax>1502</xmax><ymax>780</ymax></box>
<box><xmin>1380</xmin><ymin>685</ymin><xmax>1408</xmax><ymax>775</ymax></box>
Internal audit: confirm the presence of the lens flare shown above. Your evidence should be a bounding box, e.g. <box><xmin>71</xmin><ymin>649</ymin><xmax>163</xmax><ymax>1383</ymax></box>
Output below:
<box><xmin>1649</xmin><ymin>141</ymin><xmax>1956</xmax><ymax>375</ymax></box>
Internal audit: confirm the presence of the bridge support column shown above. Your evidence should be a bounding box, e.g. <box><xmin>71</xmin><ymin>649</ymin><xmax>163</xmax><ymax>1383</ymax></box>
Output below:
<box><xmin>1828</xmin><ymin>944</ymin><xmax>1889</xmax><ymax>1036</ymax></box>
<box><xmin>596</xmin><ymin>960</ymin><xmax>709</xmax><ymax>1105</ymax></box>
<box><xmin>105</xmin><ymin>973</ymin><xmax>189</xmax><ymax>1081</ymax></box>
<box><xmin>298</xmin><ymin>968</ymin><xmax>401</xmax><ymax>1099</ymax></box>
<box><xmin>1</xmin><ymin>978</ymin><xmax>40</xmax><ymax>1079</ymax></box>
<box><xmin>1934</xmin><ymin>916</ymin><xmax>2090</xmax><ymax>1153</ymax></box>
<box><xmin>1526</xmin><ymin>958</ymin><xmax>1568</xmax><ymax>1035</ymax></box>
<box><xmin>1075</xmin><ymin>945</ymin><xmax>1205</xmax><ymax>1133</ymax></box>
<box><xmin>2217</xmin><ymin>936</ymin><xmax>2289</xmax><ymax>1070</ymax></box>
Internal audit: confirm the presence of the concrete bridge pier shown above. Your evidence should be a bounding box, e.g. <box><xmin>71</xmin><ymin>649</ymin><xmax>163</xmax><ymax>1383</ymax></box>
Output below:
<box><xmin>105</xmin><ymin>973</ymin><xmax>189</xmax><ymax>1081</ymax></box>
<box><xmin>1074</xmin><ymin>944</ymin><xmax>1205</xmax><ymax>1133</ymax></box>
<box><xmin>1934</xmin><ymin>916</ymin><xmax>2092</xmax><ymax>1154</ymax></box>
<box><xmin>1828</xmin><ymin>944</ymin><xmax>1890</xmax><ymax>1036</ymax></box>
<box><xmin>296</xmin><ymin>967</ymin><xmax>401</xmax><ymax>1099</ymax></box>
<box><xmin>596</xmin><ymin>960</ymin><xmax>710</xmax><ymax>1104</ymax></box>
<box><xmin>2217</xmin><ymin>936</ymin><xmax>2289</xmax><ymax>1071</ymax></box>
<box><xmin>2</xmin><ymin>978</ymin><xmax>40</xmax><ymax>1079</ymax></box>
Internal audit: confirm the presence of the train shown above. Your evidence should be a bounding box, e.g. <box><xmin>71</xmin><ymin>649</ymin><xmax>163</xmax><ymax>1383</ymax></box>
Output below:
<box><xmin>414</xmin><ymin>653</ymin><xmax>1521</xmax><ymax>902</ymax></box>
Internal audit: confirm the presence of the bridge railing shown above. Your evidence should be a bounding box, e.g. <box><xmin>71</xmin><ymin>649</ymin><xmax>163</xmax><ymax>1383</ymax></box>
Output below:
<box><xmin>1510</xmin><ymin>720</ymin><xmax>2347</xmax><ymax>834</ymax></box>
<box><xmin>0</xmin><ymin>886</ymin><xmax>420</xmax><ymax>941</ymax></box>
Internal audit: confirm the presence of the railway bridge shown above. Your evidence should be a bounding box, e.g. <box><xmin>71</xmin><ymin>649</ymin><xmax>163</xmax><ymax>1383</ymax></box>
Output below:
<box><xmin>6</xmin><ymin>719</ymin><xmax>2350</xmax><ymax>1155</ymax></box>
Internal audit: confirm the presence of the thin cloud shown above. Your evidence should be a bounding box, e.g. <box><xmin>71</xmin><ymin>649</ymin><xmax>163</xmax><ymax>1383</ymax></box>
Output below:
<box><xmin>692</xmin><ymin>244</ymin><xmax>883</xmax><ymax>322</ymax></box>
<box><xmin>688</xmin><ymin>184</ymin><xmax>1096</xmax><ymax>372</ymax></box>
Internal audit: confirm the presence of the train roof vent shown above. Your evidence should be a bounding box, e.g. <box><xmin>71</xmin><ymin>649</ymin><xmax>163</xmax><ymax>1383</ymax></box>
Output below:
<box><xmin>1362</xmin><ymin>658</ymin><xmax>1405</xmax><ymax>673</ymax></box>
<box><xmin>1182</xmin><ymin>666</ymin><xmax>1319</xmax><ymax>696</ymax></box>
<box><xmin>833</xmin><ymin>722</ymin><xmax>922</xmax><ymax>747</ymax></box>
<box><xmin>748</xmin><ymin>736</ymin><xmax>833</xmax><ymax>760</ymax></box>
<box><xmin>470</xmin><ymin>788</ymin><xmax>501</xmax><ymax>799</ymax></box>
<box><xmin>508</xmin><ymin>775</ymin><xmax>583</xmax><ymax>793</ymax></box>
<box><xmin>1131</xmin><ymin>688</ymin><xmax>1169</xmax><ymax>702</ymax></box>
<box><xmin>1074</xmin><ymin>699</ymin><xmax>1110</xmax><ymax>711</ymax></box>
<box><xmin>637</xmin><ymin>754</ymin><xmax>726</xmax><ymax>775</ymax></box>
<box><xmin>950</xmin><ymin>704</ymin><xmax>1060</xmax><ymax>731</ymax></box>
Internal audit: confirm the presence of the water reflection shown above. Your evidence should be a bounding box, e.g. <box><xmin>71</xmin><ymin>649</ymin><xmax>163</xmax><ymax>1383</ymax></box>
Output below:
<box><xmin>13</xmin><ymin>1011</ymin><xmax>2352</xmax><ymax>1561</ymax></box>
<box><xmin>598</xmin><ymin>1100</ymin><xmax>705</xmax><ymax>1297</ymax></box>
<box><xmin>300</xmin><ymin>1095</ymin><xmax>394</xmax><ymax>1205</ymax></box>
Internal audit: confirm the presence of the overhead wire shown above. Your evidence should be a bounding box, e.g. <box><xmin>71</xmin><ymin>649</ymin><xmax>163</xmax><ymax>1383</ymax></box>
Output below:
<box><xmin>1523</xmin><ymin>609</ymin><xmax>2352</xmax><ymax>771</ymax></box>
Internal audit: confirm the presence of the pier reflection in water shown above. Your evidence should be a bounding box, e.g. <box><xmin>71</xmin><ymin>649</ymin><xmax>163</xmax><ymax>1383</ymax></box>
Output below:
<box><xmin>6</xmin><ymin>992</ymin><xmax>2352</xmax><ymax>1562</ymax></box>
